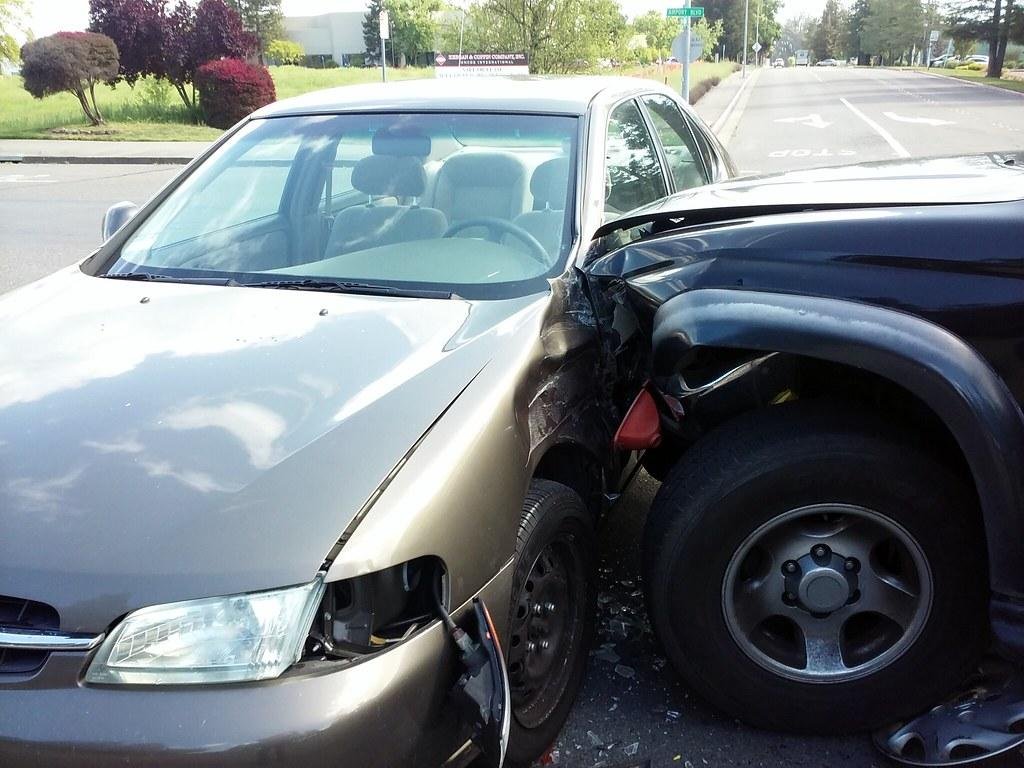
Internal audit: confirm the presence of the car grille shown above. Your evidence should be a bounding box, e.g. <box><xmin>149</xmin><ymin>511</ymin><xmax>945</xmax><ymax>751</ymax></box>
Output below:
<box><xmin>0</xmin><ymin>594</ymin><xmax>60</xmax><ymax>674</ymax></box>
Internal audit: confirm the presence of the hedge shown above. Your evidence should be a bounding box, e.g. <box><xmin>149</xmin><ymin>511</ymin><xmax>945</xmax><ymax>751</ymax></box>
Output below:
<box><xmin>195</xmin><ymin>58</ymin><xmax>276</xmax><ymax>129</ymax></box>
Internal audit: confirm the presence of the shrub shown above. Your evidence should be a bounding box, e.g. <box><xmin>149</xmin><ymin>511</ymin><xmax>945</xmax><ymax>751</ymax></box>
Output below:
<box><xmin>267</xmin><ymin>39</ymin><xmax>304</xmax><ymax>65</ymax></box>
<box><xmin>689</xmin><ymin>76</ymin><xmax>720</xmax><ymax>104</ymax></box>
<box><xmin>196</xmin><ymin>58</ymin><xmax>275</xmax><ymax>128</ymax></box>
<box><xmin>20</xmin><ymin>31</ymin><xmax>119</xmax><ymax>125</ymax></box>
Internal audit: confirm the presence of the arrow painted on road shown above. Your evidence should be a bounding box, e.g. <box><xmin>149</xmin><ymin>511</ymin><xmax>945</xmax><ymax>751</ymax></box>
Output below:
<box><xmin>883</xmin><ymin>112</ymin><xmax>955</xmax><ymax>126</ymax></box>
<box><xmin>774</xmin><ymin>113</ymin><xmax>832</xmax><ymax>129</ymax></box>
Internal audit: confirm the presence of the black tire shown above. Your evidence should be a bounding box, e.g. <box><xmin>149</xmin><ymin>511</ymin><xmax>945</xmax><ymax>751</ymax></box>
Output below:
<box><xmin>504</xmin><ymin>480</ymin><xmax>596</xmax><ymax>767</ymax></box>
<box><xmin>644</xmin><ymin>401</ymin><xmax>989</xmax><ymax>734</ymax></box>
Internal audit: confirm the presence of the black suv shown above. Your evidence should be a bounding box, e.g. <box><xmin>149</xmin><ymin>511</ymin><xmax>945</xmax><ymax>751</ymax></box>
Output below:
<box><xmin>587</xmin><ymin>153</ymin><xmax>1024</xmax><ymax>734</ymax></box>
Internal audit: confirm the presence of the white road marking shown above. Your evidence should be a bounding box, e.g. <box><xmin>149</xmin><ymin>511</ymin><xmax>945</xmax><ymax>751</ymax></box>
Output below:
<box><xmin>774</xmin><ymin>113</ymin><xmax>832</xmax><ymax>129</ymax></box>
<box><xmin>0</xmin><ymin>174</ymin><xmax>55</xmax><ymax>184</ymax></box>
<box><xmin>840</xmin><ymin>98</ymin><xmax>911</xmax><ymax>158</ymax></box>
<box><xmin>769</xmin><ymin>149</ymin><xmax>856</xmax><ymax>158</ymax></box>
<box><xmin>883</xmin><ymin>112</ymin><xmax>955</xmax><ymax>126</ymax></box>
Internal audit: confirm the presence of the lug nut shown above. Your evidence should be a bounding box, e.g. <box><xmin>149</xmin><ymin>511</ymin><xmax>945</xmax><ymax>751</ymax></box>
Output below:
<box><xmin>844</xmin><ymin>558</ymin><xmax>859</xmax><ymax>572</ymax></box>
<box><xmin>532</xmin><ymin>603</ymin><xmax>544</xmax><ymax>615</ymax></box>
<box><xmin>526</xmin><ymin>641</ymin><xmax>536</xmax><ymax>653</ymax></box>
<box><xmin>540</xmin><ymin>640</ymin><xmax>550</xmax><ymax>650</ymax></box>
<box><xmin>544</xmin><ymin>602</ymin><xmax>556</xmax><ymax>614</ymax></box>
<box><xmin>812</xmin><ymin>545</ymin><xmax>830</xmax><ymax>559</ymax></box>
<box><xmin>783</xmin><ymin>560</ymin><xmax>798</xmax><ymax>574</ymax></box>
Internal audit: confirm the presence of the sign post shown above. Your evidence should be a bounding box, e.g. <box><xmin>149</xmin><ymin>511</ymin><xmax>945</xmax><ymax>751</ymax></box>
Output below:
<box><xmin>379</xmin><ymin>9</ymin><xmax>390</xmax><ymax>83</ymax></box>
<box><xmin>667</xmin><ymin>5</ymin><xmax>704</xmax><ymax>104</ymax></box>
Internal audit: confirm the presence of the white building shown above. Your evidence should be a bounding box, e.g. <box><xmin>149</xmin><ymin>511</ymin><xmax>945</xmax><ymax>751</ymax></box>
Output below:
<box><xmin>284</xmin><ymin>12</ymin><xmax>367</xmax><ymax>66</ymax></box>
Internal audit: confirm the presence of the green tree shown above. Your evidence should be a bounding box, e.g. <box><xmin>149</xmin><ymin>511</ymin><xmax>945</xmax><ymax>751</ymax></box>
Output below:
<box><xmin>226</xmin><ymin>0</ymin><xmax>282</xmax><ymax>63</ymax></box>
<box><xmin>861</xmin><ymin>0</ymin><xmax>923</xmax><ymax>64</ymax></box>
<box><xmin>632</xmin><ymin>9</ymin><xmax>678</xmax><ymax>52</ymax></box>
<box><xmin>0</xmin><ymin>0</ymin><xmax>26</xmax><ymax>64</ymax></box>
<box><xmin>845</xmin><ymin>0</ymin><xmax>870</xmax><ymax>61</ymax></box>
<box><xmin>363</xmin><ymin>0</ymin><xmax>385</xmax><ymax>61</ymax></box>
<box><xmin>266</xmin><ymin>38</ymin><xmax>302</xmax><ymax>64</ymax></box>
<box><xmin>724</xmin><ymin>0</ymin><xmax>782</xmax><ymax>61</ymax></box>
<box><xmin>812</xmin><ymin>0</ymin><xmax>847</xmax><ymax>58</ymax></box>
<box><xmin>452</xmin><ymin>0</ymin><xmax>626</xmax><ymax>73</ymax></box>
<box><xmin>947</xmin><ymin>0</ymin><xmax>1024</xmax><ymax>75</ymax></box>
<box><xmin>389</xmin><ymin>0</ymin><xmax>442</xmax><ymax>65</ymax></box>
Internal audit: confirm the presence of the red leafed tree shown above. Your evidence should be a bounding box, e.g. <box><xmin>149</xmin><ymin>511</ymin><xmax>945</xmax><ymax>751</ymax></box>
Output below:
<box><xmin>195</xmin><ymin>57</ymin><xmax>275</xmax><ymax>128</ymax></box>
<box><xmin>20</xmin><ymin>31</ymin><xmax>120</xmax><ymax>125</ymax></box>
<box><xmin>89</xmin><ymin>0</ymin><xmax>255</xmax><ymax>116</ymax></box>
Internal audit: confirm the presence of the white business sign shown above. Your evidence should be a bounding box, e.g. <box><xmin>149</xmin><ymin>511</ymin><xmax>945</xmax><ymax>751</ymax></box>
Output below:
<box><xmin>434</xmin><ymin>52</ymin><xmax>530</xmax><ymax>78</ymax></box>
<box><xmin>929</xmin><ymin>30</ymin><xmax>940</xmax><ymax>42</ymax></box>
<box><xmin>379</xmin><ymin>10</ymin><xmax>390</xmax><ymax>40</ymax></box>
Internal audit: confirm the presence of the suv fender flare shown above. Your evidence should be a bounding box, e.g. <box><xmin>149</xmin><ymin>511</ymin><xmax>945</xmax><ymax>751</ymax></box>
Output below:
<box><xmin>652</xmin><ymin>288</ymin><xmax>1024</xmax><ymax>638</ymax></box>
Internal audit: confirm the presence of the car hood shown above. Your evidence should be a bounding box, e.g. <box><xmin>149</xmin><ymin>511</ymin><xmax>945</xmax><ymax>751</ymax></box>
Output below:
<box><xmin>0</xmin><ymin>268</ymin><xmax>543</xmax><ymax>631</ymax></box>
<box><xmin>593</xmin><ymin>153</ymin><xmax>1024</xmax><ymax>239</ymax></box>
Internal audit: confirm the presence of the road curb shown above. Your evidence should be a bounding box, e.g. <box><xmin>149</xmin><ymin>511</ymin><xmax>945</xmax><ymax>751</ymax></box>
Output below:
<box><xmin>1</xmin><ymin>155</ymin><xmax>193</xmax><ymax>165</ymax></box>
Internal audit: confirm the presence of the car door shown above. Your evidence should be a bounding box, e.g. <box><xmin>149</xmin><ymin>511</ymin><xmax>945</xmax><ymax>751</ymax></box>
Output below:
<box><xmin>639</xmin><ymin>93</ymin><xmax>713</xmax><ymax>191</ymax></box>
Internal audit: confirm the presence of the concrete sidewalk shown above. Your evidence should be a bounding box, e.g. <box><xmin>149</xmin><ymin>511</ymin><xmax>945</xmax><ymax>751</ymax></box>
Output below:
<box><xmin>0</xmin><ymin>139</ymin><xmax>211</xmax><ymax>164</ymax></box>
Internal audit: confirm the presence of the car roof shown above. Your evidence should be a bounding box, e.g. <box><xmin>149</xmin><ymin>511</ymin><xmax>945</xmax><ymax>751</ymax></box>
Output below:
<box><xmin>254</xmin><ymin>75</ymin><xmax>667</xmax><ymax>119</ymax></box>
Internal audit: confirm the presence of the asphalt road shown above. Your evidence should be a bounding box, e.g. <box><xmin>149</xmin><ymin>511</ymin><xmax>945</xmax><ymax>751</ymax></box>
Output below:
<box><xmin>722</xmin><ymin>66</ymin><xmax>1024</xmax><ymax>175</ymax></box>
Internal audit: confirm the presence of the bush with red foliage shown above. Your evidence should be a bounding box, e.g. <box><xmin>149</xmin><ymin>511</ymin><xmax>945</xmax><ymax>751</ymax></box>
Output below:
<box><xmin>195</xmin><ymin>58</ymin><xmax>276</xmax><ymax>129</ymax></box>
<box><xmin>21</xmin><ymin>31</ymin><xmax>120</xmax><ymax>125</ymax></box>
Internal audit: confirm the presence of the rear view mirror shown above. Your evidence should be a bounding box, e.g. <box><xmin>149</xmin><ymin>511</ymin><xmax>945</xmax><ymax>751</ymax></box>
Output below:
<box><xmin>102</xmin><ymin>201</ymin><xmax>139</xmax><ymax>241</ymax></box>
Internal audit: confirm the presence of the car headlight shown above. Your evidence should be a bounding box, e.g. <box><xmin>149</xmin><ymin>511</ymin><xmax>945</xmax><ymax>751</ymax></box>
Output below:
<box><xmin>85</xmin><ymin>576</ymin><xmax>325</xmax><ymax>685</ymax></box>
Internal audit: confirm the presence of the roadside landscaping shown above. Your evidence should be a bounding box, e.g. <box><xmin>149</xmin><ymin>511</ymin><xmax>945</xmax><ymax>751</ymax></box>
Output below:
<box><xmin>0</xmin><ymin>62</ymin><xmax>737</xmax><ymax>141</ymax></box>
<box><xmin>913</xmin><ymin>65</ymin><xmax>1024</xmax><ymax>94</ymax></box>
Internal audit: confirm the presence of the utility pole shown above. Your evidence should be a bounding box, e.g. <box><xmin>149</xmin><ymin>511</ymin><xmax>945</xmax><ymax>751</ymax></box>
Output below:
<box><xmin>742</xmin><ymin>0</ymin><xmax>749</xmax><ymax>77</ymax></box>
<box><xmin>754</xmin><ymin>0</ymin><xmax>761</xmax><ymax>66</ymax></box>
<box><xmin>683</xmin><ymin>0</ymin><xmax>692</xmax><ymax>103</ymax></box>
<box><xmin>379</xmin><ymin>9</ymin><xmax>390</xmax><ymax>83</ymax></box>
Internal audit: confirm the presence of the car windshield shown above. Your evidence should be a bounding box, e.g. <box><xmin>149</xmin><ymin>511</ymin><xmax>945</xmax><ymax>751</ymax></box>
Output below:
<box><xmin>101</xmin><ymin>112</ymin><xmax>579</xmax><ymax>299</ymax></box>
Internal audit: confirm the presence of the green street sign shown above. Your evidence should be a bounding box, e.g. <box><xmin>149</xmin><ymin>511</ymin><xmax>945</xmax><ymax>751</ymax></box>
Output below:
<box><xmin>667</xmin><ymin>6</ymin><xmax>704</xmax><ymax>17</ymax></box>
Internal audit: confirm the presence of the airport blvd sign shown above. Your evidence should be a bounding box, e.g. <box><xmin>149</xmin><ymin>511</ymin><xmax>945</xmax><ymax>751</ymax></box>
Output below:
<box><xmin>667</xmin><ymin>6</ymin><xmax>704</xmax><ymax>17</ymax></box>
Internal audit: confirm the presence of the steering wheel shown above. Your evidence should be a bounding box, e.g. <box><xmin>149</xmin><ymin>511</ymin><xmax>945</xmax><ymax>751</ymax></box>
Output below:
<box><xmin>443</xmin><ymin>217</ymin><xmax>550</xmax><ymax>266</ymax></box>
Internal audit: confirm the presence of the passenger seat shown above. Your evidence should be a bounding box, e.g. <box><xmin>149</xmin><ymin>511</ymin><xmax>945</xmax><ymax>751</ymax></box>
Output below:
<box><xmin>327</xmin><ymin>155</ymin><xmax>446</xmax><ymax>255</ymax></box>
<box><xmin>508</xmin><ymin>157</ymin><xmax>571</xmax><ymax>258</ymax></box>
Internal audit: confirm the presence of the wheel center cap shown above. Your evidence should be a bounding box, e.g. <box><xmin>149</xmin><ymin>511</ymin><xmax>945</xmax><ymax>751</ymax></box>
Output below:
<box><xmin>798</xmin><ymin>567</ymin><xmax>850</xmax><ymax>613</ymax></box>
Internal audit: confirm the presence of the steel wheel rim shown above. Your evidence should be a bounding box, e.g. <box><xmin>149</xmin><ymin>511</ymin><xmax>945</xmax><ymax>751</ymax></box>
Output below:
<box><xmin>722</xmin><ymin>503</ymin><xmax>933</xmax><ymax>683</ymax></box>
<box><xmin>507</xmin><ymin>534</ymin><xmax>585</xmax><ymax>729</ymax></box>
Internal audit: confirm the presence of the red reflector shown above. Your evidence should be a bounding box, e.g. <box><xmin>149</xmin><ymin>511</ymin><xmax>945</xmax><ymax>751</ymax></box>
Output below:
<box><xmin>613</xmin><ymin>388</ymin><xmax>662</xmax><ymax>450</ymax></box>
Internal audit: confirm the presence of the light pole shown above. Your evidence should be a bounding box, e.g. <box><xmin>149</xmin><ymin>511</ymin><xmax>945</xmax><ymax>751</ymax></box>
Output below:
<box><xmin>754</xmin><ymin>0</ymin><xmax>761</xmax><ymax>66</ymax></box>
<box><xmin>742</xmin><ymin>0</ymin><xmax>749</xmax><ymax>77</ymax></box>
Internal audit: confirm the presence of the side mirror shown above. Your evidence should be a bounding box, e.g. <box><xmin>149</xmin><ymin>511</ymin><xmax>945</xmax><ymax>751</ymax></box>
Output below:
<box><xmin>102</xmin><ymin>201</ymin><xmax>140</xmax><ymax>241</ymax></box>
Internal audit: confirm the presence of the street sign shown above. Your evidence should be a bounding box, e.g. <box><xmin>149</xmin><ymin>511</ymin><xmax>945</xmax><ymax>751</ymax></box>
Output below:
<box><xmin>434</xmin><ymin>52</ymin><xmax>530</xmax><ymax>78</ymax></box>
<box><xmin>672</xmin><ymin>33</ymin><xmax>703</xmax><ymax>62</ymax></box>
<box><xmin>379</xmin><ymin>10</ymin><xmax>390</xmax><ymax>40</ymax></box>
<box><xmin>929</xmin><ymin>30</ymin><xmax>940</xmax><ymax>42</ymax></box>
<box><xmin>752</xmin><ymin>42</ymin><xmax>762</xmax><ymax>52</ymax></box>
<box><xmin>667</xmin><ymin>6</ymin><xmax>704</xmax><ymax>17</ymax></box>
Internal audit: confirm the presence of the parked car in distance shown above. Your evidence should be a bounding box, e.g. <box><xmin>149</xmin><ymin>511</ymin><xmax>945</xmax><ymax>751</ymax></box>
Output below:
<box><xmin>0</xmin><ymin>76</ymin><xmax>734</xmax><ymax>768</ymax></box>
<box><xmin>964</xmin><ymin>54</ymin><xmax>989</xmax><ymax>65</ymax></box>
<box><xmin>585</xmin><ymin>153</ymin><xmax>1024</xmax><ymax>737</ymax></box>
<box><xmin>816</xmin><ymin>58</ymin><xmax>839</xmax><ymax>66</ymax></box>
<box><xmin>773</xmin><ymin>58</ymin><xmax>785</xmax><ymax>67</ymax></box>
<box><xmin>930</xmin><ymin>53</ymin><xmax>960</xmax><ymax>67</ymax></box>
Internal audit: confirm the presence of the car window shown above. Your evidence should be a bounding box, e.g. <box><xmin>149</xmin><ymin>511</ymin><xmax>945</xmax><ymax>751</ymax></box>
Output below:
<box><xmin>641</xmin><ymin>95</ymin><xmax>709</xmax><ymax>191</ymax></box>
<box><xmin>104</xmin><ymin>112</ymin><xmax>580</xmax><ymax>301</ymax></box>
<box><xmin>605</xmin><ymin>99</ymin><xmax>667</xmax><ymax>218</ymax></box>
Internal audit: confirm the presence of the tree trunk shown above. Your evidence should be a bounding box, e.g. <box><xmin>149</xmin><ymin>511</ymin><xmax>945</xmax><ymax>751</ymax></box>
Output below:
<box><xmin>73</xmin><ymin>88</ymin><xmax>101</xmax><ymax>126</ymax></box>
<box><xmin>988</xmin><ymin>0</ymin><xmax>1004</xmax><ymax>77</ymax></box>
<box><xmin>88</xmin><ymin>81</ymin><xmax>104</xmax><ymax>124</ymax></box>
<box><xmin>996</xmin><ymin>0</ymin><xmax>1014</xmax><ymax>74</ymax></box>
<box><xmin>172</xmin><ymin>81</ymin><xmax>198</xmax><ymax>120</ymax></box>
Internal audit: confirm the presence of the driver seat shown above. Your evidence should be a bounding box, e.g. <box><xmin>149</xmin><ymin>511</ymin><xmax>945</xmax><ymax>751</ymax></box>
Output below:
<box><xmin>327</xmin><ymin>155</ymin><xmax>447</xmax><ymax>255</ymax></box>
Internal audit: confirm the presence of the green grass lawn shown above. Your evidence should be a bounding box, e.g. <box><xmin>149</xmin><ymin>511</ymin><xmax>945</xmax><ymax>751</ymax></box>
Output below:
<box><xmin>910</xmin><ymin>65</ymin><xmax>1024</xmax><ymax>94</ymax></box>
<box><xmin>622</xmin><ymin>60</ymin><xmax>740</xmax><ymax>98</ymax></box>
<box><xmin>0</xmin><ymin>62</ymin><xmax>737</xmax><ymax>141</ymax></box>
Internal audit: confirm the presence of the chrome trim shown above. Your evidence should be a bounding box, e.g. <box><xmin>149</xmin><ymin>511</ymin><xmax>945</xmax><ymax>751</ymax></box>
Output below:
<box><xmin>0</xmin><ymin>625</ymin><xmax>104</xmax><ymax>652</ymax></box>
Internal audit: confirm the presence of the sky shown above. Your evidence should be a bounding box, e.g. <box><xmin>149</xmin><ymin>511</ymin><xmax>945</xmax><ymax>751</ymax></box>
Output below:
<box><xmin>23</xmin><ymin>0</ymin><xmax>825</xmax><ymax>41</ymax></box>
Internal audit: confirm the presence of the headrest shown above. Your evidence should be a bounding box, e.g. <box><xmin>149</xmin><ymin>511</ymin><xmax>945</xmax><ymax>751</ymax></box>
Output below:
<box><xmin>530</xmin><ymin>157</ymin><xmax>571</xmax><ymax>208</ymax></box>
<box><xmin>350</xmin><ymin>155</ymin><xmax>427</xmax><ymax>197</ymax></box>
<box><xmin>436</xmin><ymin>151</ymin><xmax>526</xmax><ymax>187</ymax></box>
<box><xmin>372</xmin><ymin>127</ymin><xmax>431</xmax><ymax>157</ymax></box>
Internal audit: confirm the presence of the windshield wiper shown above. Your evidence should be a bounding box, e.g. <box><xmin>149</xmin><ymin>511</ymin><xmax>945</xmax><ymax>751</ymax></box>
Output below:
<box><xmin>247</xmin><ymin>278</ymin><xmax>452</xmax><ymax>299</ymax></box>
<box><xmin>102</xmin><ymin>272</ymin><xmax>239</xmax><ymax>285</ymax></box>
